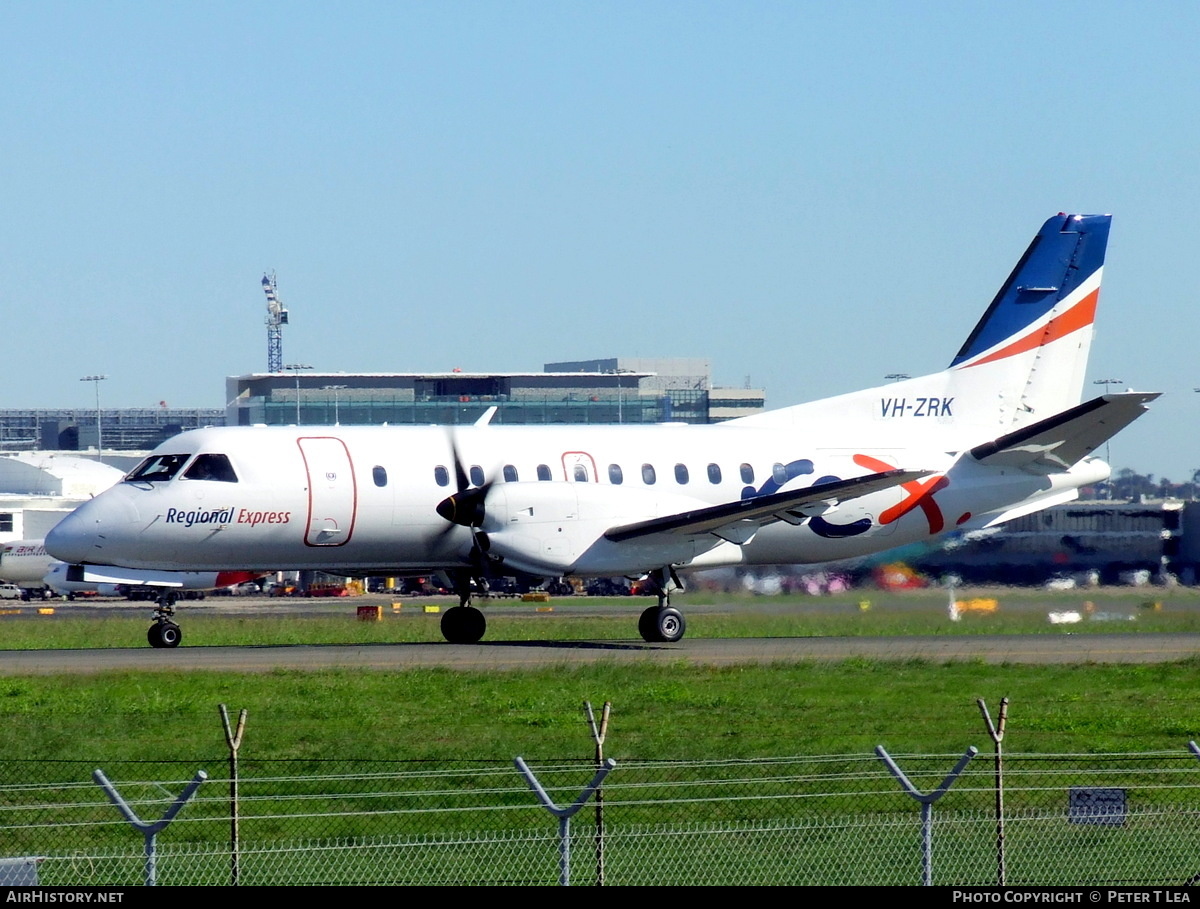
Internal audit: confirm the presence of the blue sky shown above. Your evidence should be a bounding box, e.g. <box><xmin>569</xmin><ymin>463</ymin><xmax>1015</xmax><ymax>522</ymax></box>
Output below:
<box><xmin>2</xmin><ymin>2</ymin><xmax>1197</xmax><ymax>480</ymax></box>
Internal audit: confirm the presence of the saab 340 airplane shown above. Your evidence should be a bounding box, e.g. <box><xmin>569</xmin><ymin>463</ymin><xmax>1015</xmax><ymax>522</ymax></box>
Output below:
<box><xmin>46</xmin><ymin>213</ymin><xmax>1155</xmax><ymax>648</ymax></box>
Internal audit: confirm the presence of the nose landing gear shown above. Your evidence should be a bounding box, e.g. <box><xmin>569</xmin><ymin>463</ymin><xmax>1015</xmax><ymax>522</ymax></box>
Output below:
<box><xmin>147</xmin><ymin>592</ymin><xmax>182</xmax><ymax>649</ymax></box>
<box><xmin>439</xmin><ymin>568</ymin><xmax>487</xmax><ymax>644</ymax></box>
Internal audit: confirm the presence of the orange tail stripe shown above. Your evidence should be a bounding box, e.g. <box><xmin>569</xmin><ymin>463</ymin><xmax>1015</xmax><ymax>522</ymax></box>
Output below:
<box><xmin>962</xmin><ymin>288</ymin><xmax>1098</xmax><ymax>369</ymax></box>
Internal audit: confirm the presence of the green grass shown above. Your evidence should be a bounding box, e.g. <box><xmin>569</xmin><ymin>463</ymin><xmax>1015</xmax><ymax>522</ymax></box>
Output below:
<box><xmin>1</xmin><ymin>656</ymin><xmax>1199</xmax><ymax>761</ymax></box>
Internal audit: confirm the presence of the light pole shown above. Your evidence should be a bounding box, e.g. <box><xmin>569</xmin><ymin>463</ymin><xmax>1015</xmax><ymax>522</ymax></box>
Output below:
<box><xmin>80</xmin><ymin>375</ymin><xmax>107</xmax><ymax>463</ymax></box>
<box><xmin>284</xmin><ymin>364</ymin><xmax>312</xmax><ymax>423</ymax></box>
<box><xmin>323</xmin><ymin>385</ymin><xmax>347</xmax><ymax>425</ymax></box>
<box><xmin>1094</xmin><ymin>378</ymin><xmax>1124</xmax><ymax>497</ymax></box>
<box><xmin>1194</xmin><ymin>389</ymin><xmax>1200</xmax><ymax>500</ymax></box>
<box><xmin>612</xmin><ymin>368</ymin><xmax>635</xmax><ymax>424</ymax></box>
<box><xmin>1093</xmin><ymin>379</ymin><xmax>1123</xmax><ymax>442</ymax></box>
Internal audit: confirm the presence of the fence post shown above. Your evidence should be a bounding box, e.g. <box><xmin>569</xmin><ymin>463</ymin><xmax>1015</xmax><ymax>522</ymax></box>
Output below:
<box><xmin>93</xmin><ymin>768</ymin><xmax>207</xmax><ymax>886</ymax></box>
<box><xmin>515</xmin><ymin>756</ymin><xmax>616</xmax><ymax>886</ymax></box>
<box><xmin>978</xmin><ymin>697</ymin><xmax>1010</xmax><ymax>886</ymax></box>
<box><xmin>1181</xmin><ymin>742</ymin><xmax>1200</xmax><ymax>886</ymax></box>
<box><xmin>876</xmin><ymin>746</ymin><xmax>977</xmax><ymax>886</ymax></box>
<box><xmin>218</xmin><ymin>704</ymin><xmax>248</xmax><ymax>886</ymax></box>
<box><xmin>584</xmin><ymin>700</ymin><xmax>612</xmax><ymax>887</ymax></box>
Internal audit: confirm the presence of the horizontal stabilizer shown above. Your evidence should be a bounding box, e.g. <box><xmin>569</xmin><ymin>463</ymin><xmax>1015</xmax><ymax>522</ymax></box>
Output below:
<box><xmin>969</xmin><ymin>392</ymin><xmax>1158</xmax><ymax>471</ymax></box>
<box><xmin>604</xmin><ymin>469</ymin><xmax>931</xmax><ymax>543</ymax></box>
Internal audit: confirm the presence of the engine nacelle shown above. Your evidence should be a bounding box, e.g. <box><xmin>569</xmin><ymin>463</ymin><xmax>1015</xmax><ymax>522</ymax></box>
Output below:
<box><xmin>478</xmin><ymin>482</ymin><xmax>719</xmax><ymax>576</ymax></box>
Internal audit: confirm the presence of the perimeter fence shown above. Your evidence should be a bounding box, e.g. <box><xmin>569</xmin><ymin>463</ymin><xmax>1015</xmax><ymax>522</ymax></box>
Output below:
<box><xmin>5</xmin><ymin>749</ymin><xmax>1200</xmax><ymax>885</ymax></box>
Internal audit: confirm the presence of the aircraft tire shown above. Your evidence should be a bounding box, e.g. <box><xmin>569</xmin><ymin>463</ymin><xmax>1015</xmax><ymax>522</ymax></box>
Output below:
<box><xmin>147</xmin><ymin>622</ymin><xmax>182</xmax><ymax>649</ymax></box>
<box><xmin>440</xmin><ymin>605</ymin><xmax>486</xmax><ymax>644</ymax></box>
<box><xmin>638</xmin><ymin>605</ymin><xmax>661</xmax><ymax>642</ymax></box>
<box><xmin>656</xmin><ymin>607</ymin><xmax>686</xmax><ymax>643</ymax></box>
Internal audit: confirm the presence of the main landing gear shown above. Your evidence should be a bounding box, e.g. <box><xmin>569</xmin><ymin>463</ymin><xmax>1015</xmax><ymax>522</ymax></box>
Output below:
<box><xmin>440</xmin><ymin>569</ymin><xmax>487</xmax><ymax>644</ymax></box>
<box><xmin>638</xmin><ymin>567</ymin><xmax>687</xmax><ymax>643</ymax></box>
<box><xmin>147</xmin><ymin>591</ymin><xmax>182</xmax><ymax>649</ymax></box>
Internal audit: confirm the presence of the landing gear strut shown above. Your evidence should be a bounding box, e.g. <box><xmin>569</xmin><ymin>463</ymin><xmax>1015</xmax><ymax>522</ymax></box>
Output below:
<box><xmin>441</xmin><ymin>569</ymin><xmax>487</xmax><ymax>644</ymax></box>
<box><xmin>147</xmin><ymin>591</ymin><xmax>182</xmax><ymax>649</ymax></box>
<box><xmin>638</xmin><ymin>567</ymin><xmax>687</xmax><ymax>643</ymax></box>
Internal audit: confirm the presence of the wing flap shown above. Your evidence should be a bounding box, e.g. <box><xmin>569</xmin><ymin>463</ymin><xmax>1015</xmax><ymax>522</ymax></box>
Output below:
<box><xmin>970</xmin><ymin>392</ymin><xmax>1158</xmax><ymax>471</ymax></box>
<box><xmin>604</xmin><ymin>469</ymin><xmax>932</xmax><ymax>543</ymax></box>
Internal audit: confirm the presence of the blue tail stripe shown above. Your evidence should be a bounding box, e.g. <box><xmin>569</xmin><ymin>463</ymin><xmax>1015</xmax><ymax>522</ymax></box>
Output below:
<box><xmin>949</xmin><ymin>214</ymin><xmax>1111</xmax><ymax>367</ymax></box>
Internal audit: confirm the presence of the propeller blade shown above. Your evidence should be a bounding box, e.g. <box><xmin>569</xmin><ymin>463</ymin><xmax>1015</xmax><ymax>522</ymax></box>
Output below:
<box><xmin>432</xmin><ymin>429</ymin><xmax>502</xmax><ymax>591</ymax></box>
<box><xmin>448</xmin><ymin>433</ymin><xmax>470</xmax><ymax>493</ymax></box>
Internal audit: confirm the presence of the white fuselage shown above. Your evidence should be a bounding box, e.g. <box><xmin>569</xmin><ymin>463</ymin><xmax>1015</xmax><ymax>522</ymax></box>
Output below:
<box><xmin>45</xmin><ymin>422</ymin><xmax>1106</xmax><ymax>579</ymax></box>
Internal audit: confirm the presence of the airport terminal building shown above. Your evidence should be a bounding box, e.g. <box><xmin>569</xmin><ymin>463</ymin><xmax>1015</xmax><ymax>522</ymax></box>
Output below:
<box><xmin>224</xmin><ymin>358</ymin><xmax>766</xmax><ymax>427</ymax></box>
<box><xmin>0</xmin><ymin>360</ymin><xmax>764</xmax><ymax>456</ymax></box>
<box><xmin>0</xmin><ymin>408</ymin><xmax>225</xmax><ymax>453</ymax></box>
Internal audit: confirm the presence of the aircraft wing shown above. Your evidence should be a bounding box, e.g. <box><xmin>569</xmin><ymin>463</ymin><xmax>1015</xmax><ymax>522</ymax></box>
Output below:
<box><xmin>604</xmin><ymin>469</ymin><xmax>932</xmax><ymax>543</ymax></box>
<box><xmin>969</xmin><ymin>392</ymin><xmax>1159</xmax><ymax>472</ymax></box>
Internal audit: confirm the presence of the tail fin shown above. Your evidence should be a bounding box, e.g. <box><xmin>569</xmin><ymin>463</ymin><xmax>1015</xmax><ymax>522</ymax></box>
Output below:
<box><xmin>730</xmin><ymin>213</ymin><xmax>1115</xmax><ymax>447</ymax></box>
<box><xmin>948</xmin><ymin>212</ymin><xmax>1110</xmax><ymax>428</ymax></box>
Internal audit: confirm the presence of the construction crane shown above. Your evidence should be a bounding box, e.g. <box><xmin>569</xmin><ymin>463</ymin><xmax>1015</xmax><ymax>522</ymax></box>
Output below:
<box><xmin>262</xmin><ymin>272</ymin><xmax>289</xmax><ymax>373</ymax></box>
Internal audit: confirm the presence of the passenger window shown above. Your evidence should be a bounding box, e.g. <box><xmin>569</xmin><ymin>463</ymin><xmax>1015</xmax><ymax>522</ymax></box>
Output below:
<box><xmin>372</xmin><ymin>466</ymin><xmax>387</xmax><ymax>487</ymax></box>
<box><xmin>675</xmin><ymin>463</ymin><xmax>689</xmax><ymax>484</ymax></box>
<box><xmin>503</xmin><ymin>465</ymin><xmax>518</xmax><ymax>482</ymax></box>
<box><xmin>127</xmin><ymin>454</ymin><xmax>190</xmax><ymax>483</ymax></box>
<box><xmin>469</xmin><ymin>465</ymin><xmax>485</xmax><ymax>487</ymax></box>
<box><xmin>772</xmin><ymin>463</ymin><xmax>788</xmax><ymax>484</ymax></box>
<box><xmin>642</xmin><ymin>464</ymin><xmax>657</xmax><ymax>485</ymax></box>
<box><xmin>537</xmin><ymin>464</ymin><xmax>552</xmax><ymax>481</ymax></box>
<box><xmin>609</xmin><ymin>464</ymin><xmax>623</xmax><ymax>485</ymax></box>
<box><xmin>182</xmin><ymin>453</ymin><xmax>238</xmax><ymax>483</ymax></box>
<box><xmin>573</xmin><ymin>465</ymin><xmax>588</xmax><ymax>482</ymax></box>
<box><xmin>740</xmin><ymin>463</ymin><xmax>754</xmax><ymax>483</ymax></box>
<box><xmin>708</xmin><ymin>463</ymin><xmax>722</xmax><ymax>484</ymax></box>
<box><xmin>434</xmin><ymin>465</ymin><xmax>450</xmax><ymax>487</ymax></box>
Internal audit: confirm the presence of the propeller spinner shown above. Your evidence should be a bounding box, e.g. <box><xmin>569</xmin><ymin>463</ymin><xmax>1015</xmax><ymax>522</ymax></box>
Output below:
<box><xmin>435</xmin><ymin>485</ymin><xmax>489</xmax><ymax>527</ymax></box>
<box><xmin>434</xmin><ymin>432</ymin><xmax>495</xmax><ymax>545</ymax></box>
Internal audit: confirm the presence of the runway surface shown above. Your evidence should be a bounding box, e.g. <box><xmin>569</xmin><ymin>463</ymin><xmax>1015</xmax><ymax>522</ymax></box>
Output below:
<box><xmin>2</xmin><ymin>632</ymin><xmax>1199</xmax><ymax>675</ymax></box>
<box><xmin>3</xmin><ymin>592</ymin><xmax>1199</xmax><ymax>674</ymax></box>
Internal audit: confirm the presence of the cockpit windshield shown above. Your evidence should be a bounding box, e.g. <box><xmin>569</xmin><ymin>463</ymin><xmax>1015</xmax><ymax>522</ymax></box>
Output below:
<box><xmin>125</xmin><ymin>454</ymin><xmax>190</xmax><ymax>483</ymax></box>
<box><xmin>182</xmin><ymin>453</ymin><xmax>238</xmax><ymax>483</ymax></box>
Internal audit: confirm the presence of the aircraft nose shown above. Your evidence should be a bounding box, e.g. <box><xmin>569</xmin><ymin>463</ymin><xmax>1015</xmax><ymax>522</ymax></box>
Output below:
<box><xmin>46</xmin><ymin>491</ymin><xmax>141</xmax><ymax>564</ymax></box>
<box><xmin>46</xmin><ymin>508</ymin><xmax>95</xmax><ymax>563</ymax></box>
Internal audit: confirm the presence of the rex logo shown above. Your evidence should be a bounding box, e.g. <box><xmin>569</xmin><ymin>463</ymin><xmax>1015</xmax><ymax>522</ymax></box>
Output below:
<box><xmin>853</xmin><ymin>453</ymin><xmax>951</xmax><ymax>534</ymax></box>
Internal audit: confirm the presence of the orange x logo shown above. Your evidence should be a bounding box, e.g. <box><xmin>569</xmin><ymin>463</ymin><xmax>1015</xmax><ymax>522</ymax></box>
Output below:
<box><xmin>853</xmin><ymin>454</ymin><xmax>950</xmax><ymax>534</ymax></box>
